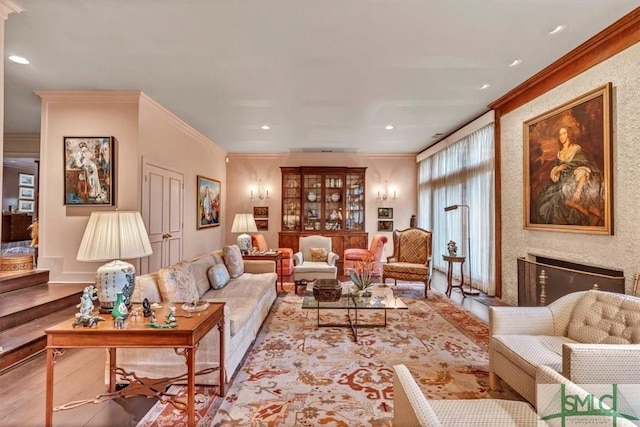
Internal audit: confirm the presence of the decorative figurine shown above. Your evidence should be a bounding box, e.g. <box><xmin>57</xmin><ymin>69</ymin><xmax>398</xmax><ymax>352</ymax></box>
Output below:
<box><xmin>76</xmin><ymin>285</ymin><xmax>98</xmax><ymax>317</ymax></box>
<box><xmin>150</xmin><ymin>310</ymin><xmax>157</xmax><ymax>324</ymax></box>
<box><xmin>165</xmin><ymin>306</ymin><xmax>176</xmax><ymax>324</ymax></box>
<box><xmin>72</xmin><ymin>315</ymin><xmax>105</xmax><ymax>328</ymax></box>
<box><xmin>142</xmin><ymin>298</ymin><xmax>152</xmax><ymax>318</ymax></box>
<box><xmin>447</xmin><ymin>240</ymin><xmax>458</xmax><ymax>256</ymax></box>
<box><xmin>113</xmin><ymin>316</ymin><xmax>126</xmax><ymax>329</ymax></box>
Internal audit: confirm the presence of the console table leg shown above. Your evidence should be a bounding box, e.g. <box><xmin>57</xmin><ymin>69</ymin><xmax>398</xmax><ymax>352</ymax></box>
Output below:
<box><xmin>45</xmin><ymin>348</ymin><xmax>54</xmax><ymax>427</ymax></box>
<box><xmin>187</xmin><ymin>348</ymin><xmax>195</xmax><ymax>426</ymax></box>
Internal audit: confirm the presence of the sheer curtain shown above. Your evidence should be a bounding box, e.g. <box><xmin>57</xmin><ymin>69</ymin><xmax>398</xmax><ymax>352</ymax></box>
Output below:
<box><xmin>417</xmin><ymin>123</ymin><xmax>495</xmax><ymax>295</ymax></box>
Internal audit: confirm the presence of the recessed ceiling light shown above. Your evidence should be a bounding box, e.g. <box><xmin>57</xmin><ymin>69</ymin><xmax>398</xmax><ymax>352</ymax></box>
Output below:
<box><xmin>384</xmin><ymin>124</ymin><xmax>395</xmax><ymax>130</ymax></box>
<box><xmin>508</xmin><ymin>59</ymin><xmax>522</xmax><ymax>67</ymax></box>
<box><xmin>260</xmin><ymin>125</ymin><xmax>270</xmax><ymax>130</ymax></box>
<box><xmin>549</xmin><ymin>25</ymin><xmax>566</xmax><ymax>35</ymax></box>
<box><xmin>8</xmin><ymin>55</ymin><xmax>29</xmax><ymax>65</ymax></box>
<box><xmin>479</xmin><ymin>83</ymin><xmax>491</xmax><ymax>90</ymax></box>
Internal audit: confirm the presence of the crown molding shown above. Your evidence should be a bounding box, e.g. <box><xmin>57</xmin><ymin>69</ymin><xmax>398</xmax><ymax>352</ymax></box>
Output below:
<box><xmin>0</xmin><ymin>0</ymin><xmax>23</xmax><ymax>20</ymax></box>
<box><xmin>489</xmin><ymin>7</ymin><xmax>640</xmax><ymax>115</ymax></box>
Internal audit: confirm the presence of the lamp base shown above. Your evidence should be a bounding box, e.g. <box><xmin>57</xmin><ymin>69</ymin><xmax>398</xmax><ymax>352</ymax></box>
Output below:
<box><xmin>95</xmin><ymin>260</ymin><xmax>137</xmax><ymax>314</ymax></box>
<box><xmin>237</xmin><ymin>233</ymin><xmax>251</xmax><ymax>254</ymax></box>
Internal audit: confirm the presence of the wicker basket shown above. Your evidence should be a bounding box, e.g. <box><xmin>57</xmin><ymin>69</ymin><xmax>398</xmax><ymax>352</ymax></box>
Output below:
<box><xmin>0</xmin><ymin>254</ymin><xmax>34</xmax><ymax>272</ymax></box>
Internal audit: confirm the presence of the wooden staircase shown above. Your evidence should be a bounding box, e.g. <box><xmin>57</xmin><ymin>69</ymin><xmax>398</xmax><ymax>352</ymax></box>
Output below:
<box><xmin>0</xmin><ymin>270</ymin><xmax>87</xmax><ymax>372</ymax></box>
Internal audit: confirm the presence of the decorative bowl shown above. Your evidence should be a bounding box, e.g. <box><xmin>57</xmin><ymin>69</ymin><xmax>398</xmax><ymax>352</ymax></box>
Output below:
<box><xmin>313</xmin><ymin>279</ymin><xmax>342</xmax><ymax>302</ymax></box>
<box><xmin>330</xmin><ymin>192</ymin><xmax>341</xmax><ymax>202</ymax></box>
<box><xmin>307</xmin><ymin>192</ymin><xmax>317</xmax><ymax>202</ymax></box>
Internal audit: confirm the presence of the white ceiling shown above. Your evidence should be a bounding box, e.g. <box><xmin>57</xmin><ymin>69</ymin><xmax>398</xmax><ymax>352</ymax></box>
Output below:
<box><xmin>4</xmin><ymin>1</ymin><xmax>639</xmax><ymax>155</ymax></box>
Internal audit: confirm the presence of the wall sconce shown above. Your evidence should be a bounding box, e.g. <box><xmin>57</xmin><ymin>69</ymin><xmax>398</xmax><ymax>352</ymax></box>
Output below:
<box><xmin>250</xmin><ymin>179</ymin><xmax>269</xmax><ymax>202</ymax></box>
<box><xmin>376</xmin><ymin>180</ymin><xmax>397</xmax><ymax>202</ymax></box>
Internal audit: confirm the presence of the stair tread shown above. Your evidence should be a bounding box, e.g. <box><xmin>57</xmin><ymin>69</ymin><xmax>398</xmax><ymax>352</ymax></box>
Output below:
<box><xmin>0</xmin><ymin>306</ymin><xmax>79</xmax><ymax>352</ymax></box>
<box><xmin>0</xmin><ymin>283</ymin><xmax>87</xmax><ymax>317</ymax></box>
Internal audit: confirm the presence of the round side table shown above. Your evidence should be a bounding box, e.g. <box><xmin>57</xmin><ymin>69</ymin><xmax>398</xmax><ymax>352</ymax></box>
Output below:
<box><xmin>442</xmin><ymin>255</ymin><xmax>466</xmax><ymax>298</ymax></box>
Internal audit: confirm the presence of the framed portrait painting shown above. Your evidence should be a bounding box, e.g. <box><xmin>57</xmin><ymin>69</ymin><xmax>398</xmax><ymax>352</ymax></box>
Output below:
<box><xmin>197</xmin><ymin>175</ymin><xmax>221</xmax><ymax>229</ymax></box>
<box><xmin>523</xmin><ymin>83</ymin><xmax>612</xmax><ymax>234</ymax></box>
<box><xmin>64</xmin><ymin>136</ymin><xmax>113</xmax><ymax>205</ymax></box>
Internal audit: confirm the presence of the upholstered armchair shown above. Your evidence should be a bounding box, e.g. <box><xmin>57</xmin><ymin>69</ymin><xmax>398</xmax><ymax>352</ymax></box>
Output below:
<box><xmin>343</xmin><ymin>234</ymin><xmax>388</xmax><ymax>276</ymax></box>
<box><xmin>382</xmin><ymin>227</ymin><xmax>432</xmax><ymax>298</ymax></box>
<box><xmin>292</xmin><ymin>236</ymin><xmax>338</xmax><ymax>292</ymax></box>
<box><xmin>251</xmin><ymin>234</ymin><xmax>293</xmax><ymax>275</ymax></box>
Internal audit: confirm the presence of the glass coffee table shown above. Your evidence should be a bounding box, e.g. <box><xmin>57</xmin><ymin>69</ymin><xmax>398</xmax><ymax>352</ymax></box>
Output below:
<box><xmin>301</xmin><ymin>281</ymin><xmax>408</xmax><ymax>341</ymax></box>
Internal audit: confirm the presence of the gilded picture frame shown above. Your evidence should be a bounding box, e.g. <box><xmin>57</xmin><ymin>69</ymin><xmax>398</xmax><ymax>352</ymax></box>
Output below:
<box><xmin>253</xmin><ymin>206</ymin><xmax>269</xmax><ymax>219</ymax></box>
<box><xmin>197</xmin><ymin>175</ymin><xmax>221</xmax><ymax>229</ymax></box>
<box><xmin>63</xmin><ymin>136</ymin><xmax>114</xmax><ymax>205</ymax></box>
<box><xmin>523</xmin><ymin>83</ymin><xmax>612</xmax><ymax>234</ymax></box>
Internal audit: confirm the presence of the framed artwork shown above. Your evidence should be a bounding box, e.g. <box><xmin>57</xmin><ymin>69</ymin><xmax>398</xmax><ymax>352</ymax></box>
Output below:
<box><xmin>19</xmin><ymin>173</ymin><xmax>35</xmax><ymax>187</ymax></box>
<box><xmin>197</xmin><ymin>175</ymin><xmax>221</xmax><ymax>229</ymax></box>
<box><xmin>255</xmin><ymin>219</ymin><xmax>268</xmax><ymax>231</ymax></box>
<box><xmin>253</xmin><ymin>206</ymin><xmax>269</xmax><ymax>219</ymax></box>
<box><xmin>523</xmin><ymin>83</ymin><xmax>612</xmax><ymax>234</ymax></box>
<box><xmin>18</xmin><ymin>200</ymin><xmax>35</xmax><ymax>213</ymax></box>
<box><xmin>64</xmin><ymin>136</ymin><xmax>114</xmax><ymax>205</ymax></box>
<box><xmin>378</xmin><ymin>220</ymin><xmax>393</xmax><ymax>231</ymax></box>
<box><xmin>19</xmin><ymin>187</ymin><xmax>35</xmax><ymax>200</ymax></box>
<box><xmin>378</xmin><ymin>207</ymin><xmax>393</xmax><ymax>219</ymax></box>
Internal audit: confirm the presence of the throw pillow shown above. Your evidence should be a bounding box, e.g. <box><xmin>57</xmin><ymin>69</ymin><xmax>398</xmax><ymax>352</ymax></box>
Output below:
<box><xmin>207</xmin><ymin>264</ymin><xmax>231</xmax><ymax>290</ymax></box>
<box><xmin>309</xmin><ymin>247</ymin><xmax>328</xmax><ymax>262</ymax></box>
<box><xmin>157</xmin><ymin>261</ymin><xmax>199</xmax><ymax>303</ymax></box>
<box><xmin>223</xmin><ymin>244</ymin><xmax>244</xmax><ymax>278</ymax></box>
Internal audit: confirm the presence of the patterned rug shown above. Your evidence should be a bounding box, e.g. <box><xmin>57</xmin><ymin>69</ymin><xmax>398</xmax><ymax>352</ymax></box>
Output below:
<box><xmin>137</xmin><ymin>283</ymin><xmax>521</xmax><ymax>426</ymax></box>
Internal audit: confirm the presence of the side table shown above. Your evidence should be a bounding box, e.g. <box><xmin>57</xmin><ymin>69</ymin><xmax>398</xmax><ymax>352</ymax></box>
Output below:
<box><xmin>242</xmin><ymin>250</ymin><xmax>284</xmax><ymax>293</ymax></box>
<box><xmin>442</xmin><ymin>255</ymin><xmax>466</xmax><ymax>298</ymax></box>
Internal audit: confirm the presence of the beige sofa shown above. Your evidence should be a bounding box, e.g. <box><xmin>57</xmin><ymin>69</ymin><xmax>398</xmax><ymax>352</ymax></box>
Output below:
<box><xmin>393</xmin><ymin>363</ymin><xmax>638</xmax><ymax>426</ymax></box>
<box><xmin>113</xmin><ymin>246</ymin><xmax>277</xmax><ymax>386</ymax></box>
<box><xmin>489</xmin><ymin>289</ymin><xmax>640</xmax><ymax>406</ymax></box>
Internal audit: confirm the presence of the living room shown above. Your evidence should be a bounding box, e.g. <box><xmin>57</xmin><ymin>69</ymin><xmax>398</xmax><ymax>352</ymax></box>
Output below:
<box><xmin>1</xmin><ymin>2</ymin><xmax>640</xmax><ymax>426</ymax></box>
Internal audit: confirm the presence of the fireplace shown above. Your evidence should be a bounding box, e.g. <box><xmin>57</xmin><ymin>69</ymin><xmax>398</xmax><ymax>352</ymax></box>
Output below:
<box><xmin>517</xmin><ymin>256</ymin><xmax>625</xmax><ymax>306</ymax></box>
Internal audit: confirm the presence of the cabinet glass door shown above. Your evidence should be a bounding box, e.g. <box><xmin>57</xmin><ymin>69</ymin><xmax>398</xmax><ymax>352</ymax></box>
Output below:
<box><xmin>324</xmin><ymin>173</ymin><xmax>344</xmax><ymax>231</ymax></box>
<box><xmin>345</xmin><ymin>174</ymin><xmax>364</xmax><ymax>231</ymax></box>
<box><xmin>282</xmin><ymin>172</ymin><xmax>301</xmax><ymax>230</ymax></box>
<box><xmin>303</xmin><ymin>173</ymin><xmax>322</xmax><ymax>231</ymax></box>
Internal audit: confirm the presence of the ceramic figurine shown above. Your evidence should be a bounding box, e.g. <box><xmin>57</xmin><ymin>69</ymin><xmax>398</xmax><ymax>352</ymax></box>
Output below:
<box><xmin>447</xmin><ymin>240</ymin><xmax>458</xmax><ymax>256</ymax></box>
<box><xmin>166</xmin><ymin>306</ymin><xmax>176</xmax><ymax>324</ymax></box>
<box><xmin>142</xmin><ymin>298</ymin><xmax>152</xmax><ymax>318</ymax></box>
<box><xmin>76</xmin><ymin>285</ymin><xmax>98</xmax><ymax>317</ymax></box>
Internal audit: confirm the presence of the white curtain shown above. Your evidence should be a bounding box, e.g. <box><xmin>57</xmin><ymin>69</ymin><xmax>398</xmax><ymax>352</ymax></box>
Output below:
<box><xmin>417</xmin><ymin>123</ymin><xmax>495</xmax><ymax>295</ymax></box>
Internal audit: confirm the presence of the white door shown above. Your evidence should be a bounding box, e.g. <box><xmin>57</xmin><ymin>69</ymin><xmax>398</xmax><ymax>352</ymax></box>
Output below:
<box><xmin>140</xmin><ymin>161</ymin><xmax>184</xmax><ymax>274</ymax></box>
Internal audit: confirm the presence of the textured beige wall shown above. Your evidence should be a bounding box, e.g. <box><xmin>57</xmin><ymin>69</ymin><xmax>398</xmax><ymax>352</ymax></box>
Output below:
<box><xmin>500</xmin><ymin>42</ymin><xmax>640</xmax><ymax>305</ymax></box>
<box><xmin>226</xmin><ymin>153</ymin><xmax>417</xmax><ymax>259</ymax></box>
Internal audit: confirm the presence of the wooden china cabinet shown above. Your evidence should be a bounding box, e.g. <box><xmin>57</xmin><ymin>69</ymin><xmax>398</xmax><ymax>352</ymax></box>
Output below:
<box><xmin>279</xmin><ymin>166</ymin><xmax>368</xmax><ymax>271</ymax></box>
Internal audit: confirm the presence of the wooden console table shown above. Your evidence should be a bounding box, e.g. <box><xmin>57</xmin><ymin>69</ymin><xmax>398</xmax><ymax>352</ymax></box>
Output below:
<box><xmin>45</xmin><ymin>302</ymin><xmax>225</xmax><ymax>427</ymax></box>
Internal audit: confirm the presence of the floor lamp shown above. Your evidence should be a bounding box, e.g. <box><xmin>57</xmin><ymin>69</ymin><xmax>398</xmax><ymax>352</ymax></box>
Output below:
<box><xmin>444</xmin><ymin>204</ymin><xmax>479</xmax><ymax>296</ymax></box>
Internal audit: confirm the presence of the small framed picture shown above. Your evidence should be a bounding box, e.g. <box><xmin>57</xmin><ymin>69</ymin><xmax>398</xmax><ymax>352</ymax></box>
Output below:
<box><xmin>19</xmin><ymin>173</ymin><xmax>35</xmax><ymax>187</ymax></box>
<box><xmin>378</xmin><ymin>220</ymin><xmax>393</xmax><ymax>231</ymax></box>
<box><xmin>19</xmin><ymin>187</ymin><xmax>35</xmax><ymax>200</ymax></box>
<box><xmin>18</xmin><ymin>200</ymin><xmax>35</xmax><ymax>213</ymax></box>
<box><xmin>255</xmin><ymin>219</ymin><xmax>268</xmax><ymax>231</ymax></box>
<box><xmin>378</xmin><ymin>207</ymin><xmax>393</xmax><ymax>219</ymax></box>
<box><xmin>253</xmin><ymin>206</ymin><xmax>269</xmax><ymax>219</ymax></box>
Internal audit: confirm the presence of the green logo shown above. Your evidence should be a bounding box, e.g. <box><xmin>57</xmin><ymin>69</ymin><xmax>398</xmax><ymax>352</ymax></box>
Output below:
<box><xmin>539</xmin><ymin>383</ymin><xmax>639</xmax><ymax>426</ymax></box>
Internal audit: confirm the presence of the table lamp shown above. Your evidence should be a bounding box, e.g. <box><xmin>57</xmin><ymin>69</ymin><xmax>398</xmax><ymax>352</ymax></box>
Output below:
<box><xmin>77</xmin><ymin>211</ymin><xmax>153</xmax><ymax>313</ymax></box>
<box><xmin>231</xmin><ymin>213</ymin><xmax>258</xmax><ymax>254</ymax></box>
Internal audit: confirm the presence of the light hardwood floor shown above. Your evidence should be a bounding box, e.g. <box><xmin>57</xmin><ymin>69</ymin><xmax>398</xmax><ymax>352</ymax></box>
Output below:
<box><xmin>0</xmin><ymin>270</ymin><xmax>495</xmax><ymax>426</ymax></box>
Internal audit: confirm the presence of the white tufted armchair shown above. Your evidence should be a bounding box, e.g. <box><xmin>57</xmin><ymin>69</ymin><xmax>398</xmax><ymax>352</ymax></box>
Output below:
<box><xmin>292</xmin><ymin>236</ymin><xmax>338</xmax><ymax>292</ymax></box>
<box><xmin>489</xmin><ymin>289</ymin><xmax>640</xmax><ymax>406</ymax></box>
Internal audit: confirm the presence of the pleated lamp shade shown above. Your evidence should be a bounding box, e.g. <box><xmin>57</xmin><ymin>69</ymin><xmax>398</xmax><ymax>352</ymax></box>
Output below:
<box><xmin>77</xmin><ymin>211</ymin><xmax>153</xmax><ymax>314</ymax></box>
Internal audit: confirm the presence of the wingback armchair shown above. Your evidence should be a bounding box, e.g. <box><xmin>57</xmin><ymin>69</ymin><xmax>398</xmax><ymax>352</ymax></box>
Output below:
<box><xmin>343</xmin><ymin>234</ymin><xmax>388</xmax><ymax>276</ymax></box>
<box><xmin>382</xmin><ymin>227</ymin><xmax>432</xmax><ymax>298</ymax></box>
<box><xmin>293</xmin><ymin>236</ymin><xmax>338</xmax><ymax>292</ymax></box>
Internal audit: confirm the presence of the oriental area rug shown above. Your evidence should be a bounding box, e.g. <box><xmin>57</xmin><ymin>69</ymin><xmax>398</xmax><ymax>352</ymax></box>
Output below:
<box><xmin>137</xmin><ymin>283</ymin><xmax>521</xmax><ymax>426</ymax></box>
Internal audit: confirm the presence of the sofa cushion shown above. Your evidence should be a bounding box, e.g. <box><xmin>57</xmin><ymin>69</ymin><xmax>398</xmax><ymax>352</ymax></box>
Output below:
<box><xmin>189</xmin><ymin>254</ymin><xmax>216</xmax><ymax>297</ymax></box>
<box><xmin>491</xmin><ymin>335</ymin><xmax>575</xmax><ymax>377</ymax></box>
<box><xmin>568</xmin><ymin>290</ymin><xmax>640</xmax><ymax>344</ymax></box>
<box><xmin>157</xmin><ymin>260</ymin><xmax>200</xmax><ymax>303</ymax></box>
<box><xmin>132</xmin><ymin>273</ymin><xmax>161</xmax><ymax>303</ymax></box>
<box><xmin>223</xmin><ymin>245</ymin><xmax>244</xmax><ymax>278</ymax></box>
<box><xmin>208</xmin><ymin>264</ymin><xmax>230</xmax><ymax>290</ymax></box>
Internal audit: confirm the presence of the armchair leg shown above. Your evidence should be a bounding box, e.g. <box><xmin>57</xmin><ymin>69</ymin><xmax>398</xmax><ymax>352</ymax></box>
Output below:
<box><xmin>489</xmin><ymin>371</ymin><xmax>501</xmax><ymax>391</ymax></box>
<box><xmin>423</xmin><ymin>280</ymin><xmax>428</xmax><ymax>298</ymax></box>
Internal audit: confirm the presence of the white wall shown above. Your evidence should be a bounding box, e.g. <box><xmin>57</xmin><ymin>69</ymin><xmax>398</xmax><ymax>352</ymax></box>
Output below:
<box><xmin>500</xmin><ymin>42</ymin><xmax>640</xmax><ymax>305</ymax></box>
